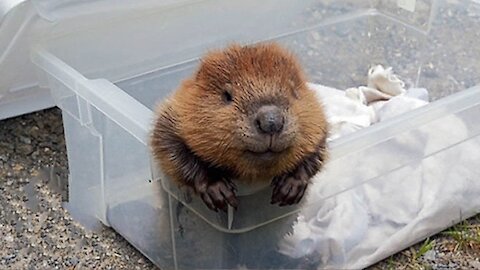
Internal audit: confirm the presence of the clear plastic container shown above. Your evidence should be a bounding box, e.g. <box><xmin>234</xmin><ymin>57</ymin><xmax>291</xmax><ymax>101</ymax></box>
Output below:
<box><xmin>31</xmin><ymin>0</ymin><xmax>480</xmax><ymax>269</ymax></box>
<box><xmin>0</xmin><ymin>0</ymin><xmax>54</xmax><ymax>119</ymax></box>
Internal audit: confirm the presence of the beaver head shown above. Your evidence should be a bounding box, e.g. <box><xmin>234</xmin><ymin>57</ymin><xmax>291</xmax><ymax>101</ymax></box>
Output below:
<box><xmin>172</xmin><ymin>42</ymin><xmax>328</xmax><ymax>182</ymax></box>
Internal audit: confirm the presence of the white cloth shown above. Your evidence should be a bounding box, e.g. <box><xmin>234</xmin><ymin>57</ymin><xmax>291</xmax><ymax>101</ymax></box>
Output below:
<box><xmin>277</xmin><ymin>65</ymin><xmax>480</xmax><ymax>269</ymax></box>
<box><xmin>307</xmin><ymin>65</ymin><xmax>429</xmax><ymax>141</ymax></box>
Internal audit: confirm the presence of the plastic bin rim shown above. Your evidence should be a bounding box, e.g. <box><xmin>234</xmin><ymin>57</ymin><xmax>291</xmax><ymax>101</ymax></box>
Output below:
<box><xmin>31</xmin><ymin>46</ymin><xmax>480</xmax><ymax>233</ymax></box>
<box><xmin>0</xmin><ymin>0</ymin><xmax>26</xmax><ymax>23</ymax></box>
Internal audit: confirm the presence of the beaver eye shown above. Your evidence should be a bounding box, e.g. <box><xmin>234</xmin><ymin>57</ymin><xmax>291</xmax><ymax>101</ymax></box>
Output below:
<box><xmin>222</xmin><ymin>91</ymin><xmax>233</xmax><ymax>103</ymax></box>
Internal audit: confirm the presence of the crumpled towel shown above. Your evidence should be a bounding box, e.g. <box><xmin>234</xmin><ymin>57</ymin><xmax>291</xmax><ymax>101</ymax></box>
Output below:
<box><xmin>277</xmin><ymin>65</ymin><xmax>480</xmax><ymax>269</ymax></box>
<box><xmin>307</xmin><ymin>65</ymin><xmax>429</xmax><ymax>141</ymax></box>
<box><xmin>277</xmin><ymin>111</ymin><xmax>480</xmax><ymax>269</ymax></box>
<box><xmin>278</xmin><ymin>66</ymin><xmax>480</xmax><ymax>269</ymax></box>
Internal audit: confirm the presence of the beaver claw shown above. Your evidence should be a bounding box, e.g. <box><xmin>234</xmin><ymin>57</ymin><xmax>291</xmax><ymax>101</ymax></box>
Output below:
<box><xmin>270</xmin><ymin>168</ymin><xmax>309</xmax><ymax>206</ymax></box>
<box><xmin>194</xmin><ymin>177</ymin><xmax>238</xmax><ymax>212</ymax></box>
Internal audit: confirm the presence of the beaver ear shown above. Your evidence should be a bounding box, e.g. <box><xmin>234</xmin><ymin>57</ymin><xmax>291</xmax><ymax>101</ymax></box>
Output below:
<box><xmin>194</xmin><ymin>59</ymin><xmax>210</xmax><ymax>81</ymax></box>
<box><xmin>195</xmin><ymin>57</ymin><xmax>224</xmax><ymax>83</ymax></box>
<box><xmin>195</xmin><ymin>45</ymin><xmax>240</xmax><ymax>82</ymax></box>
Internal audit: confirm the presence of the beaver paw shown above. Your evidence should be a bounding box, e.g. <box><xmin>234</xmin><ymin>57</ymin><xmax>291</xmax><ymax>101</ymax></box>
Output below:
<box><xmin>270</xmin><ymin>171</ymin><xmax>309</xmax><ymax>206</ymax></box>
<box><xmin>194</xmin><ymin>177</ymin><xmax>238</xmax><ymax>212</ymax></box>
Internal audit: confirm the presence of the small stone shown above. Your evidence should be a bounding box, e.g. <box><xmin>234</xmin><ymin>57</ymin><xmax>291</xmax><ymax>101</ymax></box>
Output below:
<box><xmin>29</xmin><ymin>126</ymin><xmax>40</xmax><ymax>136</ymax></box>
<box><xmin>19</xmin><ymin>136</ymin><xmax>32</xmax><ymax>145</ymax></box>
<box><xmin>4</xmin><ymin>254</ymin><xmax>16</xmax><ymax>260</ymax></box>
<box><xmin>423</xmin><ymin>249</ymin><xmax>436</xmax><ymax>261</ymax></box>
<box><xmin>0</xmin><ymin>141</ymin><xmax>14</xmax><ymax>150</ymax></box>
<box><xmin>16</xmin><ymin>144</ymin><xmax>33</xmax><ymax>155</ymax></box>
<box><xmin>31</xmin><ymin>150</ymin><xmax>40</xmax><ymax>158</ymax></box>
<box><xmin>470</xmin><ymin>260</ymin><xmax>480</xmax><ymax>269</ymax></box>
<box><xmin>69</xmin><ymin>257</ymin><xmax>79</xmax><ymax>266</ymax></box>
<box><xmin>13</xmin><ymin>164</ymin><xmax>24</xmax><ymax>171</ymax></box>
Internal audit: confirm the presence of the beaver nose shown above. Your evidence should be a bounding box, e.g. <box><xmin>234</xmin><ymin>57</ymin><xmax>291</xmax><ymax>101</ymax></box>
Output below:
<box><xmin>255</xmin><ymin>105</ymin><xmax>285</xmax><ymax>135</ymax></box>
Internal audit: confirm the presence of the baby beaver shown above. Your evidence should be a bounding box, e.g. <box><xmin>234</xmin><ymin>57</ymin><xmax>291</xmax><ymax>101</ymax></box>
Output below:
<box><xmin>150</xmin><ymin>42</ymin><xmax>328</xmax><ymax>212</ymax></box>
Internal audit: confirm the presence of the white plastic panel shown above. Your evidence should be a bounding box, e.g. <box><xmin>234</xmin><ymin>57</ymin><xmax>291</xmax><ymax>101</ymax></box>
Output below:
<box><xmin>0</xmin><ymin>1</ymin><xmax>54</xmax><ymax>120</ymax></box>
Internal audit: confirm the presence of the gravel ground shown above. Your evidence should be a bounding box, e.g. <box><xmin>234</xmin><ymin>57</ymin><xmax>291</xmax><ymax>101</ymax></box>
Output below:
<box><xmin>369</xmin><ymin>215</ymin><xmax>480</xmax><ymax>270</ymax></box>
<box><xmin>0</xmin><ymin>108</ymin><xmax>156</xmax><ymax>269</ymax></box>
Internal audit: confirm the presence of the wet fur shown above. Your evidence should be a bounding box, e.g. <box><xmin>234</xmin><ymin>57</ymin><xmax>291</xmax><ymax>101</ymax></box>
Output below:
<box><xmin>150</xmin><ymin>42</ymin><xmax>328</xmax><ymax>210</ymax></box>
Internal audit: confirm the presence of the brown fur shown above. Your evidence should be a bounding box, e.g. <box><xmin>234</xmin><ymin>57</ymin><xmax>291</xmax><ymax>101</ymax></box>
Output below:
<box><xmin>150</xmin><ymin>42</ymin><xmax>328</xmax><ymax>210</ymax></box>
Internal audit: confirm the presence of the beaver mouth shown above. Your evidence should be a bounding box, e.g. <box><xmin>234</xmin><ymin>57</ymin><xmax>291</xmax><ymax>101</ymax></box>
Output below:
<box><xmin>244</xmin><ymin>148</ymin><xmax>286</xmax><ymax>161</ymax></box>
<box><xmin>241</xmin><ymin>129</ymin><xmax>295</xmax><ymax>161</ymax></box>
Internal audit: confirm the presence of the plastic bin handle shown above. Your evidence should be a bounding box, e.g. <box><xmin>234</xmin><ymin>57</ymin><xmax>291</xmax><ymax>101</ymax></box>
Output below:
<box><xmin>31</xmin><ymin>47</ymin><xmax>153</xmax><ymax>145</ymax></box>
